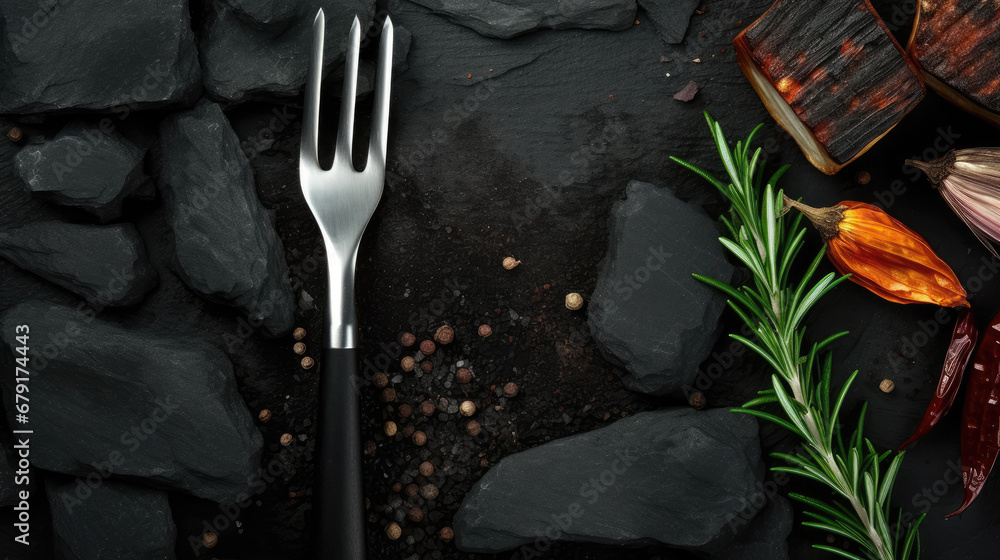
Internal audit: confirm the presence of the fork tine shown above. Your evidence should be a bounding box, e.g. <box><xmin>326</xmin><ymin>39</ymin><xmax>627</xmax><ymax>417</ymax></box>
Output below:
<box><xmin>368</xmin><ymin>16</ymin><xmax>394</xmax><ymax>172</ymax></box>
<box><xmin>336</xmin><ymin>16</ymin><xmax>362</xmax><ymax>170</ymax></box>
<box><xmin>300</xmin><ymin>8</ymin><xmax>325</xmax><ymax>168</ymax></box>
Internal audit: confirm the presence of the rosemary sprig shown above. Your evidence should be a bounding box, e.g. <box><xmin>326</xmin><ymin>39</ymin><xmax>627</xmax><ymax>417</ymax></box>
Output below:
<box><xmin>671</xmin><ymin>114</ymin><xmax>925</xmax><ymax>560</ymax></box>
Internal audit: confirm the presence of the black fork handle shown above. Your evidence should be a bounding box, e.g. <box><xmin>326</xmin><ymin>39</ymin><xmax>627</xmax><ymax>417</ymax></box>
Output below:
<box><xmin>316</xmin><ymin>347</ymin><xmax>366</xmax><ymax>559</ymax></box>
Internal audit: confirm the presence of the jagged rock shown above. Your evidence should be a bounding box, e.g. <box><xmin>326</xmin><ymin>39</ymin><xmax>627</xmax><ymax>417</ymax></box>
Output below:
<box><xmin>199</xmin><ymin>0</ymin><xmax>376</xmax><ymax>104</ymax></box>
<box><xmin>454</xmin><ymin>408</ymin><xmax>765</xmax><ymax>553</ymax></box>
<box><xmin>714</xmin><ymin>495</ymin><xmax>793</xmax><ymax>560</ymax></box>
<box><xmin>14</xmin><ymin>121</ymin><xmax>148</xmax><ymax>221</ymax></box>
<box><xmin>158</xmin><ymin>100</ymin><xmax>294</xmax><ymax>336</ymax></box>
<box><xmin>407</xmin><ymin>0</ymin><xmax>636</xmax><ymax>38</ymax></box>
<box><xmin>0</xmin><ymin>302</ymin><xmax>263</xmax><ymax>503</ymax></box>
<box><xmin>47</xmin><ymin>478</ymin><xmax>176</xmax><ymax>560</ymax></box>
<box><xmin>0</xmin><ymin>0</ymin><xmax>201</xmax><ymax>113</ymax></box>
<box><xmin>0</xmin><ymin>222</ymin><xmax>157</xmax><ymax>307</ymax></box>
<box><xmin>638</xmin><ymin>0</ymin><xmax>699</xmax><ymax>44</ymax></box>
<box><xmin>588</xmin><ymin>180</ymin><xmax>734</xmax><ymax>395</ymax></box>
<box><xmin>220</xmin><ymin>0</ymin><xmax>300</xmax><ymax>29</ymax></box>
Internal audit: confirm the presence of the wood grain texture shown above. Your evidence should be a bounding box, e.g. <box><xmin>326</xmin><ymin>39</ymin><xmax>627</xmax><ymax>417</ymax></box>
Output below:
<box><xmin>908</xmin><ymin>0</ymin><xmax>1000</xmax><ymax>118</ymax></box>
<box><xmin>736</xmin><ymin>0</ymin><xmax>925</xmax><ymax>165</ymax></box>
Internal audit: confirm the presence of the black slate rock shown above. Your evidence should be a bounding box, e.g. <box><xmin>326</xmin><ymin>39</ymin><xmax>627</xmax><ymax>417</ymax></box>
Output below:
<box><xmin>714</xmin><ymin>496</ymin><xmax>793</xmax><ymax>560</ymax></box>
<box><xmin>0</xmin><ymin>444</ymin><xmax>16</xmax><ymax>507</ymax></box>
<box><xmin>454</xmin><ymin>408</ymin><xmax>765</xmax><ymax>552</ymax></box>
<box><xmin>409</xmin><ymin>0</ymin><xmax>636</xmax><ymax>39</ymax></box>
<box><xmin>0</xmin><ymin>301</ymin><xmax>263</xmax><ymax>503</ymax></box>
<box><xmin>47</xmin><ymin>478</ymin><xmax>176</xmax><ymax>560</ymax></box>
<box><xmin>158</xmin><ymin>100</ymin><xmax>294</xmax><ymax>337</ymax></box>
<box><xmin>14</xmin><ymin>121</ymin><xmax>148</xmax><ymax>221</ymax></box>
<box><xmin>0</xmin><ymin>0</ymin><xmax>201</xmax><ymax>113</ymax></box>
<box><xmin>200</xmin><ymin>0</ymin><xmax>376</xmax><ymax>104</ymax></box>
<box><xmin>220</xmin><ymin>0</ymin><xmax>300</xmax><ymax>29</ymax></box>
<box><xmin>589</xmin><ymin>180</ymin><xmax>734</xmax><ymax>395</ymax></box>
<box><xmin>0</xmin><ymin>222</ymin><xmax>157</xmax><ymax>307</ymax></box>
<box><xmin>638</xmin><ymin>0</ymin><xmax>699</xmax><ymax>44</ymax></box>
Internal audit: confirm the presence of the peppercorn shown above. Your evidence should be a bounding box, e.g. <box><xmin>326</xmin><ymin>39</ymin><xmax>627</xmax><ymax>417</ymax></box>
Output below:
<box><xmin>466</xmin><ymin>420</ymin><xmax>482</xmax><ymax>436</ymax></box>
<box><xmin>380</xmin><ymin>387</ymin><xmax>397</xmax><ymax>403</ymax></box>
<box><xmin>365</xmin><ymin>441</ymin><xmax>377</xmax><ymax>456</ymax></box>
<box><xmin>402</xmin><ymin>425</ymin><xmax>415</xmax><ymax>437</ymax></box>
<box><xmin>293</xmin><ymin>327</ymin><xmax>306</xmax><ymax>340</ymax></box>
<box><xmin>502</xmin><ymin>382</ymin><xmax>519</xmax><ymax>398</ymax></box>
<box><xmin>259</xmin><ymin>409</ymin><xmax>272</xmax><ymax>423</ymax></box>
<box><xmin>293</xmin><ymin>342</ymin><xmax>306</xmax><ymax>355</ymax></box>
<box><xmin>456</xmin><ymin>368</ymin><xmax>472</xmax><ymax>384</ymax></box>
<box><xmin>401</xmin><ymin>332</ymin><xmax>416</xmax><ymax>347</ymax></box>
<box><xmin>420</xmin><ymin>400</ymin><xmax>436</xmax><ymax>416</ymax></box>
<box><xmin>384</xmin><ymin>421</ymin><xmax>398</xmax><ymax>436</ymax></box>
<box><xmin>880</xmin><ymin>379</ymin><xmax>895</xmax><ymax>393</ymax></box>
<box><xmin>480</xmin><ymin>458</ymin><xmax>489</xmax><ymax>468</ymax></box>
<box><xmin>478</xmin><ymin>324</ymin><xmax>492</xmax><ymax>337</ymax></box>
<box><xmin>421</xmin><ymin>360</ymin><xmax>433</xmax><ymax>374</ymax></box>
<box><xmin>412</xmin><ymin>431</ymin><xmax>427</xmax><ymax>446</ymax></box>
<box><xmin>460</xmin><ymin>400</ymin><xmax>477</xmax><ymax>416</ymax></box>
<box><xmin>434</xmin><ymin>325</ymin><xmax>455</xmax><ymax>345</ymax></box>
<box><xmin>856</xmin><ymin>170</ymin><xmax>872</xmax><ymax>185</ymax></box>
<box><xmin>419</xmin><ymin>461</ymin><xmax>435</xmax><ymax>477</ymax></box>
<box><xmin>392</xmin><ymin>482</ymin><xmax>403</xmax><ymax>493</ymax></box>
<box><xmin>385</xmin><ymin>522</ymin><xmax>402</xmax><ymax>540</ymax></box>
<box><xmin>420</xmin><ymin>483</ymin><xmax>439</xmax><ymax>500</ymax></box>
<box><xmin>280</xmin><ymin>433</ymin><xmax>293</xmax><ymax>446</ymax></box>
<box><xmin>7</xmin><ymin>127</ymin><xmax>23</xmax><ymax>143</ymax></box>
<box><xmin>373</xmin><ymin>372</ymin><xmax>389</xmax><ymax>388</ymax></box>
<box><xmin>398</xmin><ymin>403</ymin><xmax>412</xmax><ymax>418</ymax></box>
<box><xmin>401</xmin><ymin>356</ymin><xmax>415</xmax><ymax>372</ymax></box>
<box><xmin>502</xmin><ymin>256</ymin><xmax>520</xmax><ymax>270</ymax></box>
<box><xmin>203</xmin><ymin>532</ymin><xmax>219</xmax><ymax>549</ymax></box>
<box><xmin>420</xmin><ymin>340</ymin><xmax>436</xmax><ymax>355</ymax></box>
<box><xmin>405</xmin><ymin>483</ymin><xmax>420</xmax><ymax>497</ymax></box>
<box><xmin>565</xmin><ymin>292</ymin><xmax>584</xmax><ymax>311</ymax></box>
<box><xmin>689</xmin><ymin>392</ymin><xmax>707</xmax><ymax>410</ymax></box>
<box><xmin>440</xmin><ymin>526</ymin><xmax>454</xmax><ymax>542</ymax></box>
<box><xmin>408</xmin><ymin>507</ymin><xmax>424</xmax><ymax>522</ymax></box>
<box><xmin>300</xmin><ymin>356</ymin><xmax>314</xmax><ymax>370</ymax></box>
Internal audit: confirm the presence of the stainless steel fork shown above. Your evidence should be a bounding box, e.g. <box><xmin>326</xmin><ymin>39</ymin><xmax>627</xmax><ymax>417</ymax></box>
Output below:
<box><xmin>300</xmin><ymin>8</ymin><xmax>393</xmax><ymax>559</ymax></box>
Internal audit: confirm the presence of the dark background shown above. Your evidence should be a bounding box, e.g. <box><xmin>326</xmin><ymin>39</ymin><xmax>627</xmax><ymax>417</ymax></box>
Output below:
<box><xmin>1</xmin><ymin>0</ymin><xmax>1000</xmax><ymax>558</ymax></box>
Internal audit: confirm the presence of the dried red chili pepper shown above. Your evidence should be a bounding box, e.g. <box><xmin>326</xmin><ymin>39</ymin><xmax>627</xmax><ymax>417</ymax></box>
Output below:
<box><xmin>784</xmin><ymin>196</ymin><xmax>969</xmax><ymax>308</ymax></box>
<box><xmin>899</xmin><ymin>307</ymin><xmax>977</xmax><ymax>450</ymax></box>
<box><xmin>947</xmin><ymin>307</ymin><xmax>1000</xmax><ymax>517</ymax></box>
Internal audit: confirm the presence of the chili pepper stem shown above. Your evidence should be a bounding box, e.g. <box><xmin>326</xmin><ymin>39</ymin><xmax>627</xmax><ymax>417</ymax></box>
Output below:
<box><xmin>905</xmin><ymin>151</ymin><xmax>955</xmax><ymax>186</ymax></box>
<box><xmin>782</xmin><ymin>195</ymin><xmax>845</xmax><ymax>242</ymax></box>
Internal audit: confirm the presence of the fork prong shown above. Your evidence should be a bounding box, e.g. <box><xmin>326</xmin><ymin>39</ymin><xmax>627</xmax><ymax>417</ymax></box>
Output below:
<box><xmin>300</xmin><ymin>8</ymin><xmax>325</xmax><ymax>169</ymax></box>
<box><xmin>336</xmin><ymin>16</ymin><xmax>362</xmax><ymax>170</ymax></box>
<box><xmin>368</xmin><ymin>16</ymin><xmax>394</xmax><ymax>172</ymax></box>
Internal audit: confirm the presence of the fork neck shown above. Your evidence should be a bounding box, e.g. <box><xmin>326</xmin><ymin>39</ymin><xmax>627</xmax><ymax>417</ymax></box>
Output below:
<box><xmin>325</xmin><ymin>247</ymin><xmax>359</xmax><ymax>349</ymax></box>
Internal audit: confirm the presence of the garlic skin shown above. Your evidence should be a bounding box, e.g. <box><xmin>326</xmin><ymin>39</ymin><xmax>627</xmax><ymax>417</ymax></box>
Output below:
<box><xmin>908</xmin><ymin>148</ymin><xmax>1000</xmax><ymax>258</ymax></box>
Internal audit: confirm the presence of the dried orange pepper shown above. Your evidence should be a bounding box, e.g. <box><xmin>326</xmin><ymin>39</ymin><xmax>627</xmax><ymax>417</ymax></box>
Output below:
<box><xmin>785</xmin><ymin>196</ymin><xmax>969</xmax><ymax>308</ymax></box>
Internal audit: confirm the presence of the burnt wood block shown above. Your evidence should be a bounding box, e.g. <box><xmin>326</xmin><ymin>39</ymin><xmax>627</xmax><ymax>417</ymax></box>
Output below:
<box><xmin>908</xmin><ymin>0</ymin><xmax>1000</xmax><ymax>127</ymax></box>
<box><xmin>734</xmin><ymin>0</ymin><xmax>925</xmax><ymax>174</ymax></box>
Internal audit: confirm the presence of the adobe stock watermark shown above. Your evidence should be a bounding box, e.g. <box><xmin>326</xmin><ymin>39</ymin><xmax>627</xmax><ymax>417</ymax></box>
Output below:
<box><xmin>511</xmin><ymin>446</ymin><xmax>640</xmax><ymax>559</ymax></box>
<box><xmin>54</xmin><ymin>397</ymin><xmax>180</xmax><ymax>514</ymax></box>
<box><xmin>873</xmin><ymin>126</ymin><xmax>961</xmax><ymax>210</ymax></box>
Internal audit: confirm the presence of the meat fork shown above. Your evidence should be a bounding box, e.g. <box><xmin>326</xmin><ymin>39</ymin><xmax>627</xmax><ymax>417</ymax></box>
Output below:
<box><xmin>300</xmin><ymin>8</ymin><xmax>393</xmax><ymax>559</ymax></box>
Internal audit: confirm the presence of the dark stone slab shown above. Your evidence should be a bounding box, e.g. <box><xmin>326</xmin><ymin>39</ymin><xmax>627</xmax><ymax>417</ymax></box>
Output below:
<box><xmin>14</xmin><ymin>121</ymin><xmax>148</xmax><ymax>221</ymax></box>
<box><xmin>0</xmin><ymin>444</ymin><xmax>16</xmax><ymax>507</ymax></box>
<box><xmin>158</xmin><ymin>100</ymin><xmax>294</xmax><ymax>337</ymax></box>
<box><xmin>714</xmin><ymin>495</ymin><xmax>793</xmax><ymax>560</ymax></box>
<box><xmin>407</xmin><ymin>0</ymin><xmax>636</xmax><ymax>38</ymax></box>
<box><xmin>0</xmin><ymin>0</ymin><xmax>201</xmax><ymax>113</ymax></box>
<box><xmin>0</xmin><ymin>301</ymin><xmax>263</xmax><ymax>503</ymax></box>
<box><xmin>47</xmin><ymin>478</ymin><xmax>176</xmax><ymax>560</ymax></box>
<box><xmin>638</xmin><ymin>0</ymin><xmax>699</xmax><ymax>43</ymax></box>
<box><xmin>0</xmin><ymin>222</ymin><xmax>157</xmax><ymax>307</ymax></box>
<box><xmin>588</xmin><ymin>180</ymin><xmax>734</xmax><ymax>395</ymax></box>
<box><xmin>199</xmin><ymin>0</ymin><xmax>376</xmax><ymax>104</ymax></box>
<box><xmin>220</xmin><ymin>0</ymin><xmax>300</xmax><ymax>29</ymax></box>
<box><xmin>454</xmin><ymin>408</ymin><xmax>765</xmax><ymax>553</ymax></box>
